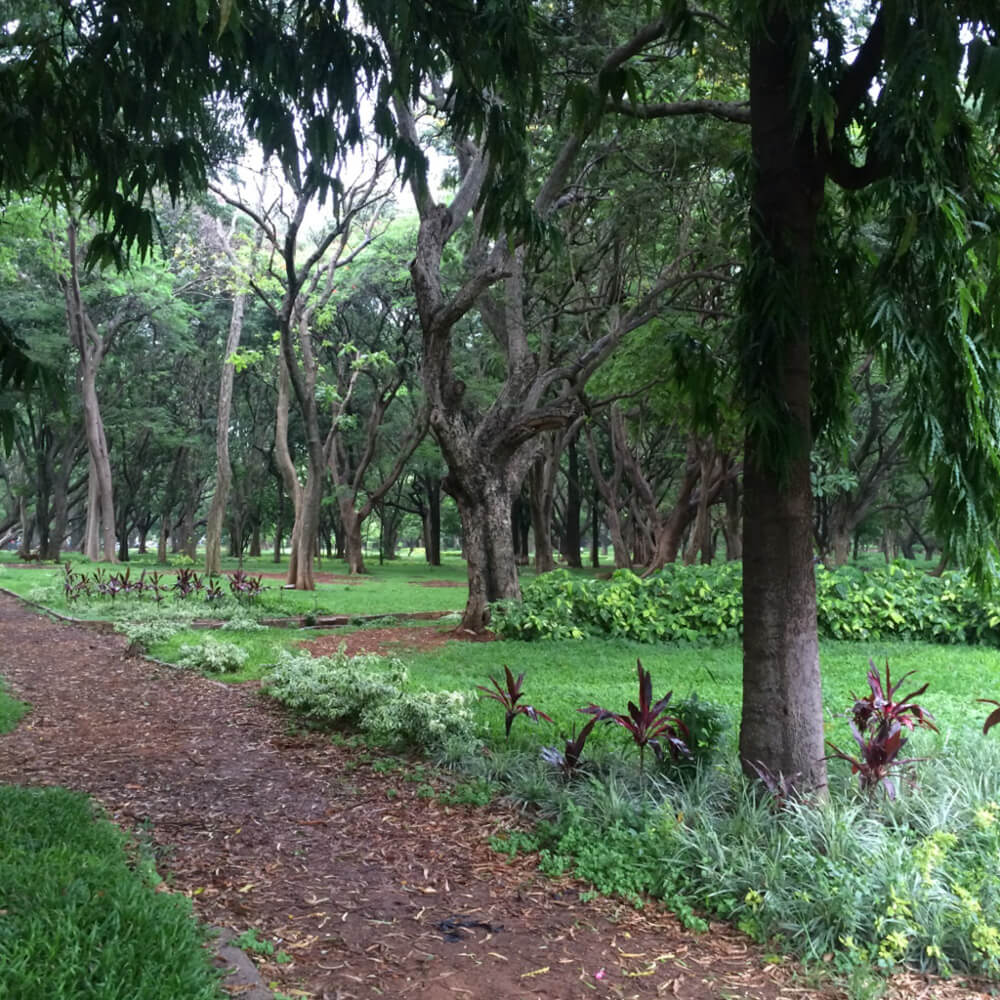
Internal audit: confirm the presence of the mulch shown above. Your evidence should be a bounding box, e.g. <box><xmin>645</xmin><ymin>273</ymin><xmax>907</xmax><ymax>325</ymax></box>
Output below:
<box><xmin>0</xmin><ymin>592</ymin><xmax>991</xmax><ymax>999</ymax></box>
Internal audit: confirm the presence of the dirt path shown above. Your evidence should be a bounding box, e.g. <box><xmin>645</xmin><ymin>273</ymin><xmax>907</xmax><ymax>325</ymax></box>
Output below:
<box><xmin>0</xmin><ymin>593</ymin><xmax>986</xmax><ymax>999</ymax></box>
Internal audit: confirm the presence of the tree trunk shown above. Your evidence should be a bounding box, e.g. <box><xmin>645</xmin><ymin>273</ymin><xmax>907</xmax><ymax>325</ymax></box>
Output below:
<box><xmin>423</xmin><ymin>475</ymin><xmax>442</xmax><ymax>565</ymax></box>
<box><xmin>205</xmin><ymin>284</ymin><xmax>247</xmax><ymax>576</ymax></box>
<box><xmin>529</xmin><ymin>452</ymin><xmax>556</xmax><ymax>573</ymax></box>
<box><xmin>273</xmin><ymin>355</ymin><xmax>312</xmax><ymax>588</ymax></box>
<box><xmin>738</xmin><ymin>12</ymin><xmax>827</xmax><ymax>795</ymax></box>
<box><xmin>590</xmin><ymin>487</ymin><xmax>601</xmax><ymax>568</ymax></box>
<box><xmin>84</xmin><ymin>454</ymin><xmax>101</xmax><ymax>559</ymax></box>
<box><xmin>454</xmin><ymin>480</ymin><xmax>520</xmax><ymax>630</ymax></box>
<box><xmin>721</xmin><ymin>474</ymin><xmax>742</xmax><ymax>561</ymax></box>
<box><xmin>79</xmin><ymin>367</ymin><xmax>117</xmax><ymax>562</ymax></box>
<box><xmin>157</xmin><ymin>521</ymin><xmax>168</xmax><ymax>564</ymax></box>
<box><xmin>272</xmin><ymin>477</ymin><xmax>285</xmax><ymax>563</ymax></box>
<box><xmin>339</xmin><ymin>496</ymin><xmax>366</xmax><ymax>574</ymax></box>
<box><xmin>563</xmin><ymin>436</ymin><xmax>583</xmax><ymax>568</ymax></box>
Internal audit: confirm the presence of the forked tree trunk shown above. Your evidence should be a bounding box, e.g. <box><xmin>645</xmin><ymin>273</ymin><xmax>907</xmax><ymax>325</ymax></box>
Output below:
<box><xmin>205</xmin><ymin>285</ymin><xmax>247</xmax><ymax>576</ymax></box>
<box><xmin>339</xmin><ymin>498</ymin><xmax>366</xmax><ymax>575</ymax></box>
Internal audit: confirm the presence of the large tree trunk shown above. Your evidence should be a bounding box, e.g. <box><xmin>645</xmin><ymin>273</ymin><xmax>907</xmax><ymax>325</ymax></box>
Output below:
<box><xmin>452</xmin><ymin>476</ymin><xmax>520</xmax><ymax>630</ymax></box>
<box><xmin>738</xmin><ymin>13</ymin><xmax>827</xmax><ymax>796</ymax></box>
<box><xmin>423</xmin><ymin>475</ymin><xmax>442</xmax><ymax>566</ymax></box>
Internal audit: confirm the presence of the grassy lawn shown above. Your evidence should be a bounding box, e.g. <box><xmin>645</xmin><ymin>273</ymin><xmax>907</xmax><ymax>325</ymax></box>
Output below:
<box><xmin>0</xmin><ymin>552</ymin><xmax>471</xmax><ymax>618</ymax></box>
<box><xmin>2</xmin><ymin>664</ymin><xmax>222</xmax><ymax>999</ymax></box>
<box><xmin>225</xmin><ymin>631</ymin><xmax>1000</xmax><ymax>753</ymax></box>
<box><xmin>0</xmin><ymin>679</ymin><xmax>29</xmax><ymax>733</ymax></box>
<box><xmin>0</xmin><ymin>786</ymin><xmax>224</xmax><ymax>1000</ymax></box>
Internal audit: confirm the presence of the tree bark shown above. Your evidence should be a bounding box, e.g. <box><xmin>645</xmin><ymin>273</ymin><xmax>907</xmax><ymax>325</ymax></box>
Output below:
<box><xmin>63</xmin><ymin>222</ymin><xmax>118</xmax><ymax>563</ymax></box>
<box><xmin>738</xmin><ymin>11</ymin><xmax>827</xmax><ymax>795</ymax></box>
<box><xmin>563</xmin><ymin>434</ymin><xmax>583</xmax><ymax>568</ymax></box>
<box><xmin>205</xmin><ymin>281</ymin><xmax>247</xmax><ymax>576</ymax></box>
<box><xmin>529</xmin><ymin>448</ymin><xmax>557</xmax><ymax>574</ymax></box>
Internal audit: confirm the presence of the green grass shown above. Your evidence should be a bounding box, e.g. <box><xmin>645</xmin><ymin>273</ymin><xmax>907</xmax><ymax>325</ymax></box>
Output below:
<box><xmin>0</xmin><ymin>679</ymin><xmax>29</xmax><ymax>733</ymax></box>
<box><xmin>0</xmin><ymin>553</ymin><xmax>470</xmax><ymax>619</ymax></box>
<box><xmin>0</xmin><ymin>785</ymin><xmax>223</xmax><ymax>999</ymax></box>
<box><xmin>350</xmin><ymin>636</ymin><xmax>1000</xmax><ymax>752</ymax></box>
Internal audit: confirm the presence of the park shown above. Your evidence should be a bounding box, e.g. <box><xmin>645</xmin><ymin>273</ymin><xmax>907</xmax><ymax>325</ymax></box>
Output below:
<box><xmin>4</xmin><ymin>1</ymin><xmax>1000</xmax><ymax>998</ymax></box>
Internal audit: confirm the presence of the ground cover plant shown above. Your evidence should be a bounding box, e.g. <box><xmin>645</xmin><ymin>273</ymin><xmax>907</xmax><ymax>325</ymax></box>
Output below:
<box><xmin>0</xmin><ymin>785</ymin><xmax>224</xmax><ymax>999</ymax></box>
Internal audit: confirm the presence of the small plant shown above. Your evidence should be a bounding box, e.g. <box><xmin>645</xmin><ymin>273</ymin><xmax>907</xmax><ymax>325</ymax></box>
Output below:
<box><xmin>172</xmin><ymin>567</ymin><xmax>203</xmax><ymax>600</ymax></box>
<box><xmin>204</xmin><ymin>577</ymin><xmax>225</xmax><ymax>602</ymax></box>
<box><xmin>63</xmin><ymin>562</ymin><xmax>91</xmax><ymax>602</ymax></box>
<box><xmin>176</xmin><ymin>639</ymin><xmax>248</xmax><ymax>674</ymax></box>
<box><xmin>581</xmin><ymin>659</ymin><xmax>690</xmax><ymax>772</ymax></box>
<box><xmin>541</xmin><ymin>715</ymin><xmax>599</xmax><ymax>777</ymax></box>
<box><xmin>746</xmin><ymin>760</ymin><xmax>802</xmax><ymax>810</ymax></box>
<box><xmin>825</xmin><ymin>658</ymin><xmax>937</xmax><ymax>798</ymax></box>
<box><xmin>146</xmin><ymin>570</ymin><xmax>168</xmax><ymax>603</ymax></box>
<box><xmin>476</xmin><ymin>665</ymin><xmax>553</xmax><ymax>740</ymax></box>
<box><xmin>979</xmin><ymin>699</ymin><xmax>1000</xmax><ymax>734</ymax></box>
<box><xmin>228</xmin><ymin>569</ymin><xmax>263</xmax><ymax>603</ymax></box>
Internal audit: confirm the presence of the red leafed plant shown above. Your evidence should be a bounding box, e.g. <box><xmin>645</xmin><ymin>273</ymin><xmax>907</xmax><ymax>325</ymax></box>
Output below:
<box><xmin>978</xmin><ymin>699</ymin><xmax>1000</xmax><ymax>735</ymax></box>
<box><xmin>581</xmin><ymin>659</ymin><xmax>690</xmax><ymax>773</ymax></box>
<box><xmin>476</xmin><ymin>666</ymin><xmax>554</xmax><ymax>740</ymax></box>
<box><xmin>825</xmin><ymin>659</ymin><xmax>937</xmax><ymax>798</ymax></box>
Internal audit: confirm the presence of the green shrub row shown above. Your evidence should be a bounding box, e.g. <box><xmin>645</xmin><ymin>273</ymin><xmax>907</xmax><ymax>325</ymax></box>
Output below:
<box><xmin>493</xmin><ymin>564</ymin><xmax>1000</xmax><ymax>645</ymax></box>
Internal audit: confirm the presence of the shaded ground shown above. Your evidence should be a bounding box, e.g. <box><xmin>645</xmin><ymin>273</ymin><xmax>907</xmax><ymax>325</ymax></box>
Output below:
<box><xmin>0</xmin><ymin>593</ymin><xmax>990</xmax><ymax>999</ymax></box>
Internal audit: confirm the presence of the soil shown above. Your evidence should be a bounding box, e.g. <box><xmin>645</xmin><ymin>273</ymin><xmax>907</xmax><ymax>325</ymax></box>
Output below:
<box><xmin>0</xmin><ymin>592</ymin><xmax>991</xmax><ymax>1000</ymax></box>
<box><xmin>306</xmin><ymin>626</ymin><xmax>499</xmax><ymax>658</ymax></box>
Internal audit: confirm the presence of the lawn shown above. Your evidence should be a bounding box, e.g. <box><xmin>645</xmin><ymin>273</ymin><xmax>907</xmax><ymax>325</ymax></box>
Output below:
<box><xmin>0</xmin><ymin>551</ymin><xmax>472</xmax><ymax>618</ymax></box>
<box><xmin>1</xmin><ymin>650</ymin><xmax>223</xmax><ymax>1000</ymax></box>
<box><xmin>0</xmin><ymin>785</ymin><xmax>224</xmax><ymax>1000</ymax></box>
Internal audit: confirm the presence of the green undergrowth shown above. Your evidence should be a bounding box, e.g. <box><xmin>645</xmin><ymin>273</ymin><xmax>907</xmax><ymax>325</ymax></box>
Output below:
<box><xmin>476</xmin><ymin>737</ymin><xmax>1000</xmax><ymax>982</ymax></box>
<box><xmin>0</xmin><ymin>785</ymin><xmax>223</xmax><ymax>999</ymax></box>
<box><xmin>262</xmin><ymin>636</ymin><xmax>1000</xmax><ymax>981</ymax></box>
<box><xmin>0</xmin><ymin>555</ymin><xmax>469</xmax><ymax>620</ymax></box>
<box><xmin>0</xmin><ymin>679</ymin><xmax>29</xmax><ymax>732</ymax></box>
<box><xmin>495</xmin><ymin>564</ymin><xmax>1000</xmax><ymax>646</ymax></box>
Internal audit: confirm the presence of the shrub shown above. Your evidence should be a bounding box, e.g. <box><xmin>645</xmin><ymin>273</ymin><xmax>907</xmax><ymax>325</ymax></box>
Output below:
<box><xmin>264</xmin><ymin>649</ymin><xmax>473</xmax><ymax>753</ymax></box>
<box><xmin>266</xmin><ymin>649</ymin><xmax>408</xmax><ymax>722</ymax></box>
<box><xmin>363</xmin><ymin>690</ymin><xmax>475</xmax><ymax>753</ymax></box>
<box><xmin>115</xmin><ymin>620</ymin><xmax>182</xmax><ymax>651</ymax></box>
<box><xmin>492</xmin><ymin>563</ymin><xmax>1000</xmax><ymax>646</ymax></box>
<box><xmin>176</xmin><ymin>638</ymin><xmax>249</xmax><ymax>674</ymax></box>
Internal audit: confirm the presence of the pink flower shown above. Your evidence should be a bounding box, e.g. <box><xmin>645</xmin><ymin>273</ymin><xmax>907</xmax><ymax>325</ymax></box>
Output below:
<box><xmin>594</xmin><ymin>968</ymin><xmax>606</xmax><ymax>980</ymax></box>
